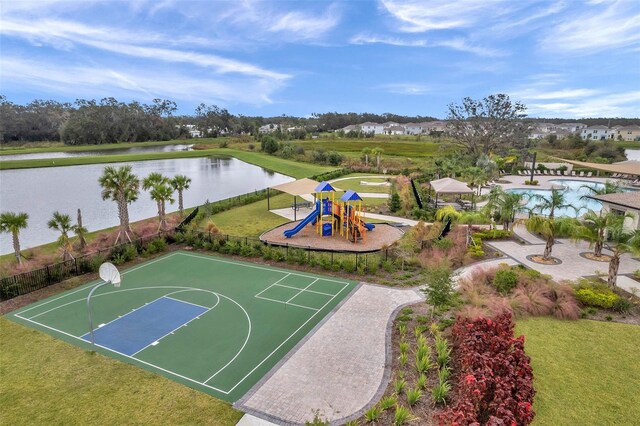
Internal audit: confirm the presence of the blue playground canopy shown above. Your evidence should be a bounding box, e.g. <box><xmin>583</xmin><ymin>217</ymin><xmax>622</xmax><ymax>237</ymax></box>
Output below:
<box><xmin>340</xmin><ymin>190</ymin><xmax>362</xmax><ymax>202</ymax></box>
<box><xmin>315</xmin><ymin>181</ymin><xmax>337</xmax><ymax>193</ymax></box>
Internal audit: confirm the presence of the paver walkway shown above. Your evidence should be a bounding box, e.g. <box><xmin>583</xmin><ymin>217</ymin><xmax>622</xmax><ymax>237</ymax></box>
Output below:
<box><xmin>512</xmin><ymin>223</ymin><xmax>545</xmax><ymax>245</ymax></box>
<box><xmin>237</xmin><ymin>414</ymin><xmax>278</xmax><ymax>426</ymax></box>
<box><xmin>236</xmin><ymin>284</ymin><xmax>423</xmax><ymax>425</ymax></box>
<box><xmin>487</xmin><ymin>238</ymin><xmax>640</xmax><ymax>282</ymax></box>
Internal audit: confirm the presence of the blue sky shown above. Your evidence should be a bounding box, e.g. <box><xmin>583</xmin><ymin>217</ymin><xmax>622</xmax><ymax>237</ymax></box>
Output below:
<box><xmin>1</xmin><ymin>0</ymin><xmax>639</xmax><ymax>118</ymax></box>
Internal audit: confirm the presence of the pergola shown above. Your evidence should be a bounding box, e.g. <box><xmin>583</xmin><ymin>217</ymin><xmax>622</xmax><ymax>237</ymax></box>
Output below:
<box><xmin>428</xmin><ymin>177</ymin><xmax>474</xmax><ymax>209</ymax></box>
<box><xmin>553</xmin><ymin>158</ymin><xmax>640</xmax><ymax>176</ymax></box>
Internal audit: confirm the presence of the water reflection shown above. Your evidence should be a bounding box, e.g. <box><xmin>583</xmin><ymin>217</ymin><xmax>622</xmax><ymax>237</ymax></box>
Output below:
<box><xmin>0</xmin><ymin>157</ymin><xmax>293</xmax><ymax>254</ymax></box>
<box><xmin>0</xmin><ymin>144</ymin><xmax>194</xmax><ymax>161</ymax></box>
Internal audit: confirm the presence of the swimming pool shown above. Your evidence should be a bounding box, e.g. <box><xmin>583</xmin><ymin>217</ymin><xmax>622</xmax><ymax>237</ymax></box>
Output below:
<box><xmin>508</xmin><ymin>179</ymin><xmax>605</xmax><ymax>217</ymax></box>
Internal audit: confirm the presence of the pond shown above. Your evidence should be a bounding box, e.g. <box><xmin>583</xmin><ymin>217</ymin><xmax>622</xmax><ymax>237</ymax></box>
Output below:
<box><xmin>0</xmin><ymin>144</ymin><xmax>194</xmax><ymax>161</ymax></box>
<box><xmin>0</xmin><ymin>157</ymin><xmax>293</xmax><ymax>254</ymax></box>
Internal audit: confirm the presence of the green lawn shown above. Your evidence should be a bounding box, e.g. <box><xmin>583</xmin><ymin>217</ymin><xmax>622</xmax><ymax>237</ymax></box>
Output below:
<box><xmin>0</xmin><ymin>139</ymin><xmax>219</xmax><ymax>155</ymax></box>
<box><xmin>207</xmin><ymin>193</ymin><xmax>292</xmax><ymax>237</ymax></box>
<box><xmin>331</xmin><ymin>173</ymin><xmax>392</xmax><ymax>194</ymax></box>
<box><xmin>0</xmin><ymin>317</ymin><xmax>243</xmax><ymax>425</ymax></box>
<box><xmin>297</xmin><ymin>139</ymin><xmax>447</xmax><ymax>158</ymax></box>
<box><xmin>516</xmin><ymin>318</ymin><xmax>640</xmax><ymax>425</ymax></box>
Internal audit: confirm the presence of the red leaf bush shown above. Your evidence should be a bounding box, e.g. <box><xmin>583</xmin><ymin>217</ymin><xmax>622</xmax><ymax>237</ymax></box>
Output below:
<box><xmin>435</xmin><ymin>312</ymin><xmax>535</xmax><ymax>425</ymax></box>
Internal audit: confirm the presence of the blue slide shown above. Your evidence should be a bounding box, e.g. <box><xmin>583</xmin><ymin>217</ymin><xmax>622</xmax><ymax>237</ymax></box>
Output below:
<box><xmin>284</xmin><ymin>201</ymin><xmax>320</xmax><ymax>238</ymax></box>
<box><xmin>363</xmin><ymin>222</ymin><xmax>375</xmax><ymax>231</ymax></box>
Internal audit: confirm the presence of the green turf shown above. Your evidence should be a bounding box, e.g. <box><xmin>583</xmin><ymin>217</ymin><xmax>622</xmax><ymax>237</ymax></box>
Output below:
<box><xmin>516</xmin><ymin>318</ymin><xmax>640</xmax><ymax>425</ymax></box>
<box><xmin>9</xmin><ymin>251</ymin><xmax>357</xmax><ymax>402</ymax></box>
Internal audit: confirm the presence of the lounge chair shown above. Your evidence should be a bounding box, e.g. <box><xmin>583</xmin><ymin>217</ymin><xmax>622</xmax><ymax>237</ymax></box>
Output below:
<box><xmin>587</xmin><ymin>172</ymin><xmax>593</xmax><ymax>177</ymax></box>
<box><xmin>571</xmin><ymin>171</ymin><xmax>577</xmax><ymax>176</ymax></box>
<box><xmin>517</xmin><ymin>170</ymin><xmax>523</xmax><ymax>176</ymax></box>
<box><xmin>544</xmin><ymin>170</ymin><xmax>549</xmax><ymax>175</ymax></box>
<box><xmin>579</xmin><ymin>171</ymin><xmax>585</xmax><ymax>177</ymax></box>
<box><xmin>549</xmin><ymin>170</ymin><xmax>556</xmax><ymax>175</ymax></box>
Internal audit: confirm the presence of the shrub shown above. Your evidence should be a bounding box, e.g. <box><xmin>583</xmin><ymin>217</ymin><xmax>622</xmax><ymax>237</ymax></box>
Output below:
<box><xmin>341</xmin><ymin>259</ymin><xmax>356</xmax><ymax>273</ymax></box>
<box><xmin>493</xmin><ymin>269</ymin><xmax>518</xmax><ymax>294</ymax></box>
<box><xmin>510</xmin><ymin>283</ymin><xmax>554</xmax><ymax>317</ymax></box>
<box><xmin>433</xmin><ymin>238</ymin><xmax>454</xmax><ymax>250</ymax></box>
<box><xmin>548</xmin><ymin>284</ymin><xmax>580</xmax><ymax>320</ymax></box>
<box><xmin>473</xmin><ymin>229</ymin><xmax>511</xmax><ymax>240</ymax></box>
<box><xmin>406</xmin><ymin>387</ymin><xmax>421</xmax><ymax>406</ymax></box>
<box><xmin>434</xmin><ymin>313</ymin><xmax>535</xmax><ymax>425</ymax></box>
<box><xmin>394</xmin><ymin>405</ymin><xmax>412</xmax><ymax>426</ymax></box>
<box><xmin>364</xmin><ymin>406</ymin><xmax>380</xmax><ymax>423</ymax></box>
<box><xmin>415</xmin><ymin>354</ymin><xmax>432</xmax><ymax>374</ymax></box>
<box><xmin>417</xmin><ymin>373</ymin><xmax>427</xmax><ymax>390</ymax></box>
<box><xmin>379</xmin><ymin>395</ymin><xmax>397</xmax><ymax>411</ymax></box>
<box><xmin>524</xmin><ymin>180</ymin><xmax>539</xmax><ymax>186</ymax></box>
<box><xmin>398</xmin><ymin>352</ymin><xmax>408</xmax><ymax>367</ymax></box>
<box><xmin>575</xmin><ymin>283</ymin><xmax>620</xmax><ymax>309</ymax></box>
<box><xmin>144</xmin><ymin>237</ymin><xmax>167</xmax><ymax>255</ymax></box>
<box><xmin>394</xmin><ymin>378</ymin><xmax>407</xmax><ymax>394</ymax></box>
<box><xmin>431</xmin><ymin>379</ymin><xmax>451</xmax><ymax>405</ymax></box>
<box><xmin>422</xmin><ymin>266</ymin><xmax>455</xmax><ymax>308</ymax></box>
<box><xmin>613</xmin><ymin>297</ymin><xmax>633</xmax><ymax>313</ymax></box>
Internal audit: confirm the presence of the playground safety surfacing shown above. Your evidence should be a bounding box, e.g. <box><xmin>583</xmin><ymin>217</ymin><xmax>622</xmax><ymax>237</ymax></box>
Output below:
<box><xmin>9</xmin><ymin>251</ymin><xmax>357</xmax><ymax>402</ymax></box>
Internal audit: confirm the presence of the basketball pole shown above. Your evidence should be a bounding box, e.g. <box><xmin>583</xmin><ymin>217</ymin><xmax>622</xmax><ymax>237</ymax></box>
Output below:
<box><xmin>86</xmin><ymin>280</ymin><xmax>110</xmax><ymax>351</ymax></box>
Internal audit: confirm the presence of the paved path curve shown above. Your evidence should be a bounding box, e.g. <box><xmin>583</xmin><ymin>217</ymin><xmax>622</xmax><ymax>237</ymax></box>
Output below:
<box><xmin>235</xmin><ymin>284</ymin><xmax>423</xmax><ymax>425</ymax></box>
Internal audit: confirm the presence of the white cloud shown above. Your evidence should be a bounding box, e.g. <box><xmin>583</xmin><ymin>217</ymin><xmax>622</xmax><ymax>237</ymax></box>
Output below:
<box><xmin>379</xmin><ymin>83</ymin><xmax>431</xmax><ymax>95</ymax></box>
<box><xmin>434</xmin><ymin>38</ymin><xmax>505</xmax><ymax>58</ymax></box>
<box><xmin>349</xmin><ymin>34</ymin><xmax>427</xmax><ymax>47</ymax></box>
<box><xmin>380</xmin><ymin>0</ymin><xmax>507</xmax><ymax>32</ymax></box>
<box><xmin>512</xmin><ymin>88</ymin><xmax>601</xmax><ymax>100</ymax></box>
<box><xmin>0</xmin><ymin>18</ymin><xmax>290</xmax><ymax>81</ymax></box>
<box><xmin>1</xmin><ymin>56</ymin><xmax>283</xmax><ymax>105</ymax></box>
<box><xmin>541</xmin><ymin>0</ymin><xmax>640</xmax><ymax>53</ymax></box>
<box><xmin>517</xmin><ymin>89</ymin><xmax>640</xmax><ymax>118</ymax></box>
<box><xmin>269</xmin><ymin>6</ymin><xmax>341</xmax><ymax>40</ymax></box>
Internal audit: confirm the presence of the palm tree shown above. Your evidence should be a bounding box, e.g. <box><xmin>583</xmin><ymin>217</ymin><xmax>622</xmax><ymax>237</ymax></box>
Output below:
<box><xmin>576</xmin><ymin>210</ymin><xmax>618</xmax><ymax>257</ymax></box>
<box><xmin>580</xmin><ymin>181</ymin><xmax>621</xmax><ymax>198</ymax></box>
<box><xmin>525</xmin><ymin>215</ymin><xmax>579</xmax><ymax>260</ymax></box>
<box><xmin>0</xmin><ymin>212</ymin><xmax>29</xmax><ymax>264</ymax></box>
<box><xmin>47</xmin><ymin>211</ymin><xmax>75</xmax><ymax>261</ymax></box>
<box><xmin>463</xmin><ymin>167</ymin><xmax>487</xmax><ymax>196</ymax></box>
<box><xmin>98</xmin><ymin>165</ymin><xmax>140</xmax><ymax>245</ymax></box>
<box><xmin>485</xmin><ymin>187</ymin><xmax>525</xmax><ymax>230</ymax></box>
<box><xmin>143</xmin><ymin>172</ymin><xmax>170</xmax><ymax>218</ymax></box>
<box><xmin>150</xmin><ymin>183</ymin><xmax>175</xmax><ymax>231</ymax></box>
<box><xmin>604</xmin><ymin>218</ymin><xmax>640</xmax><ymax>287</ymax></box>
<box><xmin>530</xmin><ymin>188</ymin><xmax>573</xmax><ymax>218</ymax></box>
<box><xmin>371</xmin><ymin>147</ymin><xmax>384</xmax><ymax>172</ymax></box>
<box><xmin>171</xmin><ymin>175</ymin><xmax>192</xmax><ymax>216</ymax></box>
<box><xmin>74</xmin><ymin>208</ymin><xmax>88</xmax><ymax>250</ymax></box>
<box><xmin>361</xmin><ymin>147</ymin><xmax>371</xmax><ymax>167</ymax></box>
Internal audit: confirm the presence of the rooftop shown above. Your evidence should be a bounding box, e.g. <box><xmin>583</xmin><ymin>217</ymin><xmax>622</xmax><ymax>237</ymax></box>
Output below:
<box><xmin>594</xmin><ymin>192</ymin><xmax>640</xmax><ymax>210</ymax></box>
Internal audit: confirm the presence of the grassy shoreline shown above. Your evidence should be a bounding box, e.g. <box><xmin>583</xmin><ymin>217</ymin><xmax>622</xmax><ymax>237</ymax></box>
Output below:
<box><xmin>0</xmin><ymin>138</ymin><xmax>219</xmax><ymax>155</ymax></box>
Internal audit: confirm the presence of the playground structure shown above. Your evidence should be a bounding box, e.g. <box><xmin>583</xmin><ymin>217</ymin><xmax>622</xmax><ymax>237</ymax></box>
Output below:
<box><xmin>283</xmin><ymin>182</ymin><xmax>374</xmax><ymax>244</ymax></box>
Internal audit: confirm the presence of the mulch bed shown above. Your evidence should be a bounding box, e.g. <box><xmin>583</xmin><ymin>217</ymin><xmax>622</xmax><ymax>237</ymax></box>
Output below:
<box><xmin>579</xmin><ymin>252</ymin><xmax>612</xmax><ymax>262</ymax></box>
<box><xmin>526</xmin><ymin>254</ymin><xmax>562</xmax><ymax>265</ymax></box>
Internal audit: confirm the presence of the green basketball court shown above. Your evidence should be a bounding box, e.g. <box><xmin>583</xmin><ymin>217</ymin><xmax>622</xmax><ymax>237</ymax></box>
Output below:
<box><xmin>9</xmin><ymin>251</ymin><xmax>357</xmax><ymax>402</ymax></box>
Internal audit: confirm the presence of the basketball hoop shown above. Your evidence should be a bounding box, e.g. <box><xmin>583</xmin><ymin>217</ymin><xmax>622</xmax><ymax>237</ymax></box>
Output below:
<box><xmin>86</xmin><ymin>262</ymin><xmax>122</xmax><ymax>350</ymax></box>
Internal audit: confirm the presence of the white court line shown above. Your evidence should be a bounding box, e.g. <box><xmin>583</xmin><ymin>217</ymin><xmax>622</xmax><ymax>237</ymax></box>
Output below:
<box><xmin>17</xmin><ymin>252</ymin><xmax>180</xmax><ymax>316</ymax></box>
<box><xmin>255</xmin><ymin>295</ymin><xmax>319</xmax><ymax>312</ymax></box>
<box><xmin>13</xmin><ymin>312</ymin><xmax>230</xmax><ymax>394</ymax></box>
<box><xmin>286</xmin><ymin>279</ymin><xmax>319</xmax><ymax>303</ymax></box>
<box><xmin>254</xmin><ymin>273</ymin><xmax>291</xmax><ymax>299</ymax></box>
<box><xmin>162</xmin><ymin>295</ymin><xmax>211</xmax><ymax>310</ymax></box>
<box><xmin>177</xmin><ymin>251</ymin><xmax>351</xmax><ymax>285</ymax></box>
<box><xmin>274</xmin><ymin>283</ymin><xmax>334</xmax><ymax>297</ymax></box>
<box><xmin>224</xmin><ymin>280</ymin><xmax>351</xmax><ymax>394</ymax></box>
<box><xmin>130</xmin><ymin>296</ymin><xmax>221</xmax><ymax>356</ymax></box>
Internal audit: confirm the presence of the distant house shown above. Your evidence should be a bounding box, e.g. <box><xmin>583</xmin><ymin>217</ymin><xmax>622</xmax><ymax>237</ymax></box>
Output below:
<box><xmin>385</xmin><ymin>125</ymin><xmax>405</xmax><ymax>135</ymax></box>
<box><xmin>421</xmin><ymin>121</ymin><xmax>447</xmax><ymax>133</ymax></box>
<box><xmin>404</xmin><ymin>122</ymin><xmax>423</xmax><ymax>135</ymax></box>
<box><xmin>341</xmin><ymin>124</ymin><xmax>358</xmax><ymax>133</ymax></box>
<box><xmin>177</xmin><ymin>124</ymin><xmax>202</xmax><ymax>138</ymax></box>
<box><xmin>581</xmin><ymin>125</ymin><xmax>614</xmax><ymax>140</ymax></box>
<box><xmin>614</xmin><ymin>125</ymin><xmax>640</xmax><ymax>142</ymax></box>
<box><xmin>360</xmin><ymin>122</ymin><xmax>385</xmax><ymax>134</ymax></box>
<box><xmin>259</xmin><ymin>124</ymin><xmax>279</xmax><ymax>134</ymax></box>
<box><xmin>556</xmin><ymin>123</ymin><xmax>587</xmax><ymax>132</ymax></box>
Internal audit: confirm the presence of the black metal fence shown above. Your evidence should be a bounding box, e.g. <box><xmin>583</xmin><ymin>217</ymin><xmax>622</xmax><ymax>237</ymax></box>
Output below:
<box><xmin>0</xmin><ymin>232</ymin><xmax>171</xmax><ymax>301</ymax></box>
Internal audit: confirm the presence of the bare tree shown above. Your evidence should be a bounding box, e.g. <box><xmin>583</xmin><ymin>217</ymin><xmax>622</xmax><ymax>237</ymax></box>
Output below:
<box><xmin>446</xmin><ymin>94</ymin><xmax>530</xmax><ymax>158</ymax></box>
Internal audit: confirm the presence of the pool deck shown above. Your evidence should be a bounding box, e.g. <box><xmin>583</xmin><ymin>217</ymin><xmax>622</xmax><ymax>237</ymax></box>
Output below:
<box><xmin>484</xmin><ymin>174</ymin><xmax>613</xmax><ymax>193</ymax></box>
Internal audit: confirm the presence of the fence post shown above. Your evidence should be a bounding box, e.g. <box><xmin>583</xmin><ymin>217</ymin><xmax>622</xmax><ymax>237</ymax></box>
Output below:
<box><xmin>286</xmin><ymin>244</ymin><xmax>289</xmax><ymax>258</ymax></box>
<box><xmin>355</xmin><ymin>253</ymin><xmax>358</xmax><ymax>270</ymax></box>
<box><xmin>45</xmin><ymin>265</ymin><xmax>51</xmax><ymax>283</ymax></box>
<box><xmin>74</xmin><ymin>258</ymin><xmax>79</xmax><ymax>275</ymax></box>
<box><xmin>385</xmin><ymin>249</ymin><xmax>388</xmax><ymax>261</ymax></box>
